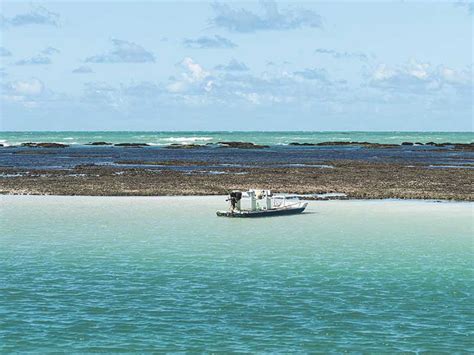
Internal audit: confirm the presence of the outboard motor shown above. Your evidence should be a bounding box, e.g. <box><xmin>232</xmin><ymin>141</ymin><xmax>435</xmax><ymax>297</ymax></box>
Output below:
<box><xmin>228</xmin><ymin>191</ymin><xmax>242</xmax><ymax>211</ymax></box>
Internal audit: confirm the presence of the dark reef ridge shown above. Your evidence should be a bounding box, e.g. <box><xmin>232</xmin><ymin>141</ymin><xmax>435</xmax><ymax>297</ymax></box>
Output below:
<box><xmin>114</xmin><ymin>143</ymin><xmax>150</xmax><ymax>147</ymax></box>
<box><xmin>288</xmin><ymin>141</ymin><xmax>474</xmax><ymax>151</ymax></box>
<box><xmin>20</xmin><ymin>142</ymin><xmax>69</xmax><ymax>148</ymax></box>
<box><xmin>217</xmin><ymin>141</ymin><xmax>270</xmax><ymax>149</ymax></box>
<box><xmin>2</xmin><ymin>140</ymin><xmax>471</xmax><ymax>151</ymax></box>
<box><xmin>290</xmin><ymin>142</ymin><xmax>398</xmax><ymax>148</ymax></box>
<box><xmin>164</xmin><ymin>144</ymin><xmax>204</xmax><ymax>149</ymax></box>
<box><xmin>86</xmin><ymin>142</ymin><xmax>113</xmax><ymax>146</ymax></box>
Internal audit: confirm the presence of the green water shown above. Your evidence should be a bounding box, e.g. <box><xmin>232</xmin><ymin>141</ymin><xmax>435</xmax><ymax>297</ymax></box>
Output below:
<box><xmin>1</xmin><ymin>196</ymin><xmax>473</xmax><ymax>352</ymax></box>
<box><xmin>1</xmin><ymin>131</ymin><xmax>473</xmax><ymax>146</ymax></box>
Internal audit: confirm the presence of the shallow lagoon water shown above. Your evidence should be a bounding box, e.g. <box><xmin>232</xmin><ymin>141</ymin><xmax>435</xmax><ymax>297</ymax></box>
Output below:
<box><xmin>1</xmin><ymin>196</ymin><xmax>473</xmax><ymax>352</ymax></box>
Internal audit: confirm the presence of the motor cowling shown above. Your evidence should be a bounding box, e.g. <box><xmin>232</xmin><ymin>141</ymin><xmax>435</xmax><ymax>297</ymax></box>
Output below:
<box><xmin>230</xmin><ymin>191</ymin><xmax>242</xmax><ymax>201</ymax></box>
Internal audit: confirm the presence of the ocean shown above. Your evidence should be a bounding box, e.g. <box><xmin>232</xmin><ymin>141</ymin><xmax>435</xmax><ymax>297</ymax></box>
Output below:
<box><xmin>1</xmin><ymin>131</ymin><xmax>473</xmax><ymax>147</ymax></box>
<box><xmin>1</xmin><ymin>196</ymin><xmax>472</xmax><ymax>352</ymax></box>
<box><xmin>1</xmin><ymin>131</ymin><xmax>473</xmax><ymax>170</ymax></box>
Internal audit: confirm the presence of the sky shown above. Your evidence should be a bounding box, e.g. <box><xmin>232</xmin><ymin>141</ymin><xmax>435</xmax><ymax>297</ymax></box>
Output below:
<box><xmin>0</xmin><ymin>0</ymin><xmax>473</xmax><ymax>131</ymax></box>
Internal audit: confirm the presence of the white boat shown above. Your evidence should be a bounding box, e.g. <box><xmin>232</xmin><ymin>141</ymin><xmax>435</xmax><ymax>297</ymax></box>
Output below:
<box><xmin>216</xmin><ymin>190</ymin><xmax>308</xmax><ymax>218</ymax></box>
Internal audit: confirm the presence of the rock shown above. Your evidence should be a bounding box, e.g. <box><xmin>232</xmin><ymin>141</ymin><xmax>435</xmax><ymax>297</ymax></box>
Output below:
<box><xmin>0</xmin><ymin>144</ymin><xmax>3</xmax><ymax>147</ymax></box>
<box><xmin>401</xmin><ymin>142</ymin><xmax>414</xmax><ymax>146</ymax></box>
<box><xmin>14</xmin><ymin>150</ymin><xmax>55</xmax><ymax>155</ymax></box>
<box><xmin>114</xmin><ymin>143</ymin><xmax>149</xmax><ymax>147</ymax></box>
<box><xmin>310</xmin><ymin>141</ymin><xmax>398</xmax><ymax>149</ymax></box>
<box><xmin>289</xmin><ymin>142</ymin><xmax>317</xmax><ymax>146</ymax></box>
<box><xmin>164</xmin><ymin>144</ymin><xmax>204</xmax><ymax>149</ymax></box>
<box><xmin>415</xmin><ymin>142</ymin><xmax>424</xmax><ymax>145</ymax></box>
<box><xmin>21</xmin><ymin>142</ymin><xmax>69</xmax><ymax>148</ymax></box>
<box><xmin>363</xmin><ymin>143</ymin><xmax>399</xmax><ymax>149</ymax></box>
<box><xmin>315</xmin><ymin>141</ymin><xmax>352</xmax><ymax>146</ymax></box>
<box><xmin>218</xmin><ymin>141</ymin><xmax>269</xmax><ymax>149</ymax></box>
<box><xmin>453</xmin><ymin>143</ymin><xmax>474</xmax><ymax>152</ymax></box>
<box><xmin>86</xmin><ymin>142</ymin><xmax>112</xmax><ymax>146</ymax></box>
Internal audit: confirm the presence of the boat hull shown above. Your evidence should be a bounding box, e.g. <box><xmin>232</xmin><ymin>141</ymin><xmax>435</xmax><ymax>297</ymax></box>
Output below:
<box><xmin>216</xmin><ymin>205</ymin><xmax>307</xmax><ymax>218</ymax></box>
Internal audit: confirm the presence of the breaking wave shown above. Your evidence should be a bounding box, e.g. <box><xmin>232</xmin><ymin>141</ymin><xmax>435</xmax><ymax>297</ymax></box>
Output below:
<box><xmin>162</xmin><ymin>137</ymin><xmax>214</xmax><ymax>144</ymax></box>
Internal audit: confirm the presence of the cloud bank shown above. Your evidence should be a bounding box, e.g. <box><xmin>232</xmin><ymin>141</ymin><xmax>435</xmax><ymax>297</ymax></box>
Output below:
<box><xmin>0</xmin><ymin>47</ymin><xmax>12</xmax><ymax>57</ymax></box>
<box><xmin>2</xmin><ymin>78</ymin><xmax>48</xmax><ymax>107</ymax></box>
<box><xmin>369</xmin><ymin>61</ymin><xmax>473</xmax><ymax>95</ymax></box>
<box><xmin>183</xmin><ymin>35</ymin><xmax>237</xmax><ymax>49</ymax></box>
<box><xmin>293</xmin><ymin>68</ymin><xmax>329</xmax><ymax>82</ymax></box>
<box><xmin>72</xmin><ymin>66</ymin><xmax>94</xmax><ymax>74</ymax></box>
<box><xmin>85</xmin><ymin>39</ymin><xmax>155</xmax><ymax>63</ymax></box>
<box><xmin>314</xmin><ymin>48</ymin><xmax>368</xmax><ymax>61</ymax></box>
<box><xmin>214</xmin><ymin>59</ymin><xmax>249</xmax><ymax>71</ymax></box>
<box><xmin>15</xmin><ymin>55</ymin><xmax>52</xmax><ymax>66</ymax></box>
<box><xmin>15</xmin><ymin>47</ymin><xmax>60</xmax><ymax>66</ymax></box>
<box><xmin>1</xmin><ymin>5</ymin><xmax>60</xmax><ymax>27</ymax></box>
<box><xmin>210</xmin><ymin>0</ymin><xmax>323</xmax><ymax>33</ymax></box>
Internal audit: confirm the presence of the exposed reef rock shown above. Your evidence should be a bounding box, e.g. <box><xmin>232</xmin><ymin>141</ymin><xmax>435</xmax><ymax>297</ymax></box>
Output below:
<box><xmin>115</xmin><ymin>160</ymin><xmax>212</xmax><ymax>166</ymax></box>
<box><xmin>164</xmin><ymin>144</ymin><xmax>204</xmax><ymax>149</ymax></box>
<box><xmin>114</xmin><ymin>143</ymin><xmax>149</xmax><ymax>147</ymax></box>
<box><xmin>289</xmin><ymin>142</ymin><xmax>317</xmax><ymax>146</ymax></box>
<box><xmin>453</xmin><ymin>143</ymin><xmax>474</xmax><ymax>152</ymax></box>
<box><xmin>217</xmin><ymin>141</ymin><xmax>270</xmax><ymax>149</ymax></box>
<box><xmin>21</xmin><ymin>142</ymin><xmax>69</xmax><ymax>148</ymax></box>
<box><xmin>289</xmin><ymin>142</ymin><xmax>398</xmax><ymax>148</ymax></box>
<box><xmin>86</xmin><ymin>142</ymin><xmax>113</xmax><ymax>146</ymax></box>
<box><xmin>1</xmin><ymin>161</ymin><xmax>472</xmax><ymax>201</ymax></box>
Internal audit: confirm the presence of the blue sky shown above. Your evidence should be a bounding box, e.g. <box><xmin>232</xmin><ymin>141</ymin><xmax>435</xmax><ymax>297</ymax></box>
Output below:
<box><xmin>0</xmin><ymin>0</ymin><xmax>472</xmax><ymax>131</ymax></box>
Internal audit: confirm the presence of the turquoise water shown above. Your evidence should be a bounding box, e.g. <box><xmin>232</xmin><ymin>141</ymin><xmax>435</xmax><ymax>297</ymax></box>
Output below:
<box><xmin>1</xmin><ymin>131</ymin><xmax>473</xmax><ymax>146</ymax></box>
<box><xmin>1</xmin><ymin>196</ymin><xmax>473</xmax><ymax>352</ymax></box>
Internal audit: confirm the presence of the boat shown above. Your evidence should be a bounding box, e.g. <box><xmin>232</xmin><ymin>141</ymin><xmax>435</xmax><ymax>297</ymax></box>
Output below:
<box><xmin>216</xmin><ymin>190</ymin><xmax>308</xmax><ymax>218</ymax></box>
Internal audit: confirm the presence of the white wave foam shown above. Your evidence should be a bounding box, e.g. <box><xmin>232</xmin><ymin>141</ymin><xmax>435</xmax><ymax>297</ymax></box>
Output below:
<box><xmin>162</xmin><ymin>137</ymin><xmax>213</xmax><ymax>143</ymax></box>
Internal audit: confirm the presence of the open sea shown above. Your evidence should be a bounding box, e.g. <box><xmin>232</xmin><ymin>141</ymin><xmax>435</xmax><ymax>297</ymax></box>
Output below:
<box><xmin>1</xmin><ymin>196</ymin><xmax>472</xmax><ymax>352</ymax></box>
<box><xmin>1</xmin><ymin>131</ymin><xmax>473</xmax><ymax>171</ymax></box>
<box><xmin>1</xmin><ymin>131</ymin><xmax>473</xmax><ymax>147</ymax></box>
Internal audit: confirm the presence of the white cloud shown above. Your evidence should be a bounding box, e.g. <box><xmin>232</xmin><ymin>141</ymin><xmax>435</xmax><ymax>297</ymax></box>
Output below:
<box><xmin>2</xmin><ymin>78</ymin><xmax>46</xmax><ymax>107</ymax></box>
<box><xmin>183</xmin><ymin>57</ymin><xmax>210</xmax><ymax>81</ymax></box>
<box><xmin>369</xmin><ymin>61</ymin><xmax>473</xmax><ymax>96</ymax></box>
<box><xmin>1</xmin><ymin>5</ymin><xmax>60</xmax><ymax>28</ymax></box>
<box><xmin>9</xmin><ymin>78</ymin><xmax>44</xmax><ymax>96</ymax></box>
<box><xmin>183</xmin><ymin>35</ymin><xmax>237</xmax><ymax>49</ymax></box>
<box><xmin>210</xmin><ymin>0</ymin><xmax>323</xmax><ymax>33</ymax></box>
<box><xmin>167</xmin><ymin>57</ymin><xmax>212</xmax><ymax>93</ymax></box>
<box><xmin>85</xmin><ymin>39</ymin><xmax>155</xmax><ymax>63</ymax></box>
<box><xmin>72</xmin><ymin>65</ymin><xmax>94</xmax><ymax>74</ymax></box>
<box><xmin>372</xmin><ymin>64</ymin><xmax>396</xmax><ymax>81</ymax></box>
<box><xmin>215</xmin><ymin>59</ymin><xmax>249</xmax><ymax>71</ymax></box>
<box><xmin>407</xmin><ymin>62</ymin><xmax>430</xmax><ymax>80</ymax></box>
<box><xmin>439</xmin><ymin>66</ymin><xmax>472</xmax><ymax>87</ymax></box>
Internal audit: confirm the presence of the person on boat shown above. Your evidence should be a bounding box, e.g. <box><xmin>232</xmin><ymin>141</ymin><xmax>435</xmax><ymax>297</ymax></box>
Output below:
<box><xmin>230</xmin><ymin>196</ymin><xmax>237</xmax><ymax>211</ymax></box>
<box><xmin>226</xmin><ymin>194</ymin><xmax>236</xmax><ymax>212</ymax></box>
